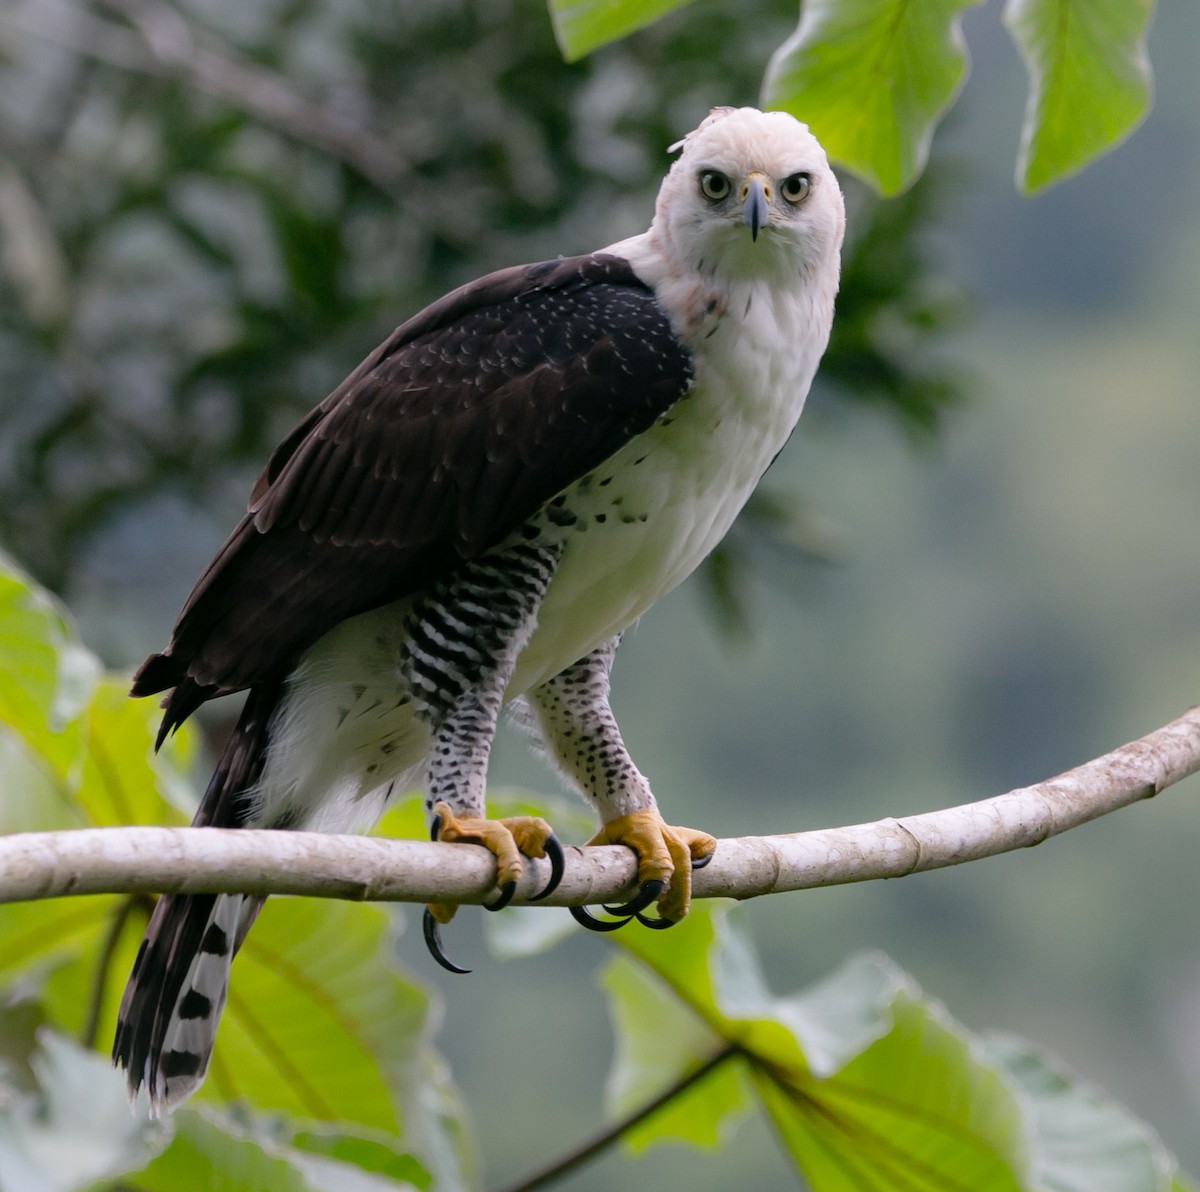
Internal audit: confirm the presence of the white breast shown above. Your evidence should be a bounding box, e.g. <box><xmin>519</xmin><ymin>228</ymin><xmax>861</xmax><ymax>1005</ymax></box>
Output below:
<box><xmin>254</xmin><ymin>271</ymin><xmax>831</xmax><ymax>832</ymax></box>
<box><xmin>510</xmin><ymin>277</ymin><xmax>827</xmax><ymax>692</ymax></box>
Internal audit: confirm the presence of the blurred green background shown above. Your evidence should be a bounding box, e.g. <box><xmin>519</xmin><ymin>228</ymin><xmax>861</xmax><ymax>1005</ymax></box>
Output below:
<box><xmin>1</xmin><ymin>0</ymin><xmax>1198</xmax><ymax>1188</ymax></box>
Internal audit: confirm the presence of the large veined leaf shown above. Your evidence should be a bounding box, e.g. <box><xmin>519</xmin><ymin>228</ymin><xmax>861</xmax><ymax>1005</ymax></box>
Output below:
<box><xmin>985</xmin><ymin>1035</ymin><xmax>1187</xmax><ymax>1192</ymax></box>
<box><xmin>756</xmin><ymin>965</ymin><xmax>1025</xmax><ymax>1191</ymax></box>
<box><xmin>1005</xmin><ymin>0</ymin><xmax>1154</xmax><ymax>192</ymax></box>
<box><xmin>602</xmin><ymin>903</ymin><xmax>1194</xmax><ymax>1189</ymax></box>
<box><xmin>762</xmin><ymin>0</ymin><xmax>981</xmax><ymax>195</ymax></box>
<box><xmin>75</xmin><ymin>677</ymin><xmax>196</xmax><ymax>827</ymax></box>
<box><xmin>610</xmin><ymin>908</ymin><xmax>1023</xmax><ymax>1186</ymax></box>
<box><xmin>196</xmin><ymin>899</ymin><xmax>430</xmax><ymax>1128</ymax></box>
<box><xmin>0</xmin><ymin>1030</ymin><xmax>166</xmax><ymax>1192</ymax></box>
<box><xmin>0</xmin><ymin>560</ymin><xmax>473</xmax><ymax>1187</ymax></box>
<box><xmin>547</xmin><ymin>0</ymin><xmax>696</xmax><ymax>61</ymax></box>
<box><xmin>0</xmin><ymin>556</ymin><xmax>98</xmax><ymax>789</ymax></box>
<box><xmin>191</xmin><ymin>897</ymin><xmax>474</xmax><ymax>1188</ymax></box>
<box><xmin>129</xmin><ymin>1110</ymin><xmax>428</xmax><ymax>1192</ymax></box>
<box><xmin>602</xmin><ymin>955</ymin><xmax>753</xmax><ymax>1151</ymax></box>
<box><xmin>0</xmin><ymin>566</ymin><xmax>195</xmax><ymax>1048</ymax></box>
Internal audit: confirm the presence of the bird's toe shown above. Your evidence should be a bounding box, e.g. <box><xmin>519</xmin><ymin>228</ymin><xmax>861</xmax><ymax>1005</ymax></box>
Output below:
<box><xmin>576</xmin><ymin>811</ymin><xmax>716</xmax><ymax>930</ymax></box>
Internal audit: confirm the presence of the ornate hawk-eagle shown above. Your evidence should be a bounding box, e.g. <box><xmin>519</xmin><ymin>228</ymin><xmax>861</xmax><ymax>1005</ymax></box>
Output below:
<box><xmin>114</xmin><ymin>106</ymin><xmax>845</xmax><ymax>1112</ymax></box>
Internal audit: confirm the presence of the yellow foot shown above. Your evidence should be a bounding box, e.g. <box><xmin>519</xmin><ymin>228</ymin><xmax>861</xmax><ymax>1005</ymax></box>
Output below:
<box><xmin>424</xmin><ymin>801</ymin><xmax>566</xmax><ymax>973</ymax></box>
<box><xmin>582</xmin><ymin>809</ymin><xmax>717</xmax><ymax>926</ymax></box>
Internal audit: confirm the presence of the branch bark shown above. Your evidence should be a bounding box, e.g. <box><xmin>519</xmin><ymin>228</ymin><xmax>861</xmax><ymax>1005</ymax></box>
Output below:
<box><xmin>1</xmin><ymin>708</ymin><xmax>1198</xmax><ymax>908</ymax></box>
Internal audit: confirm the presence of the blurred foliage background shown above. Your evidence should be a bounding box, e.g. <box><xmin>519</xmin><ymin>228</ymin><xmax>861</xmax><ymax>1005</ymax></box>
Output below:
<box><xmin>1</xmin><ymin>0</ymin><xmax>1199</xmax><ymax>1188</ymax></box>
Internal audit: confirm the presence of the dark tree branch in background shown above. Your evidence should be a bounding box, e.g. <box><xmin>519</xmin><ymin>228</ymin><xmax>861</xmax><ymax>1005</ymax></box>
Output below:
<box><xmin>2</xmin><ymin>0</ymin><xmax>407</xmax><ymax>190</ymax></box>
<box><xmin>1</xmin><ymin>709</ymin><xmax>1197</xmax><ymax>907</ymax></box>
<box><xmin>493</xmin><ymin>1044</ymin><xmax>742</xmax><ymax>1192</ymax></box>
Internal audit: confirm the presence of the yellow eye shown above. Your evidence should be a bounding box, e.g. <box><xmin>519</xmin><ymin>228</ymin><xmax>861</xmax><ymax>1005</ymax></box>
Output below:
<box><xmin>781</xmin><ymin>172</ymin><xmax>811</xmax><ymax>204</ymax></box>
<box><xmin>699</xmin><ymin>170</ymin><xmax>731</xmax><ymax>201</ymax></box>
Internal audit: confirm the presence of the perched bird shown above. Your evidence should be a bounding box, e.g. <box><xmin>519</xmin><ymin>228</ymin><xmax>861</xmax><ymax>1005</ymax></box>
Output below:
<box><xmin>113</xmin><ymin>106</ymin><xmax>845</xmax><ymax>1114</ymax></box>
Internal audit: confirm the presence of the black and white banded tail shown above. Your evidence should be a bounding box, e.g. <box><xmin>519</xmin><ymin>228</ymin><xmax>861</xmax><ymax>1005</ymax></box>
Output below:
<box><xmin>113</xmin><ymin>682</ymin><xmax>279</xmax><ymax>1114</ymax></box>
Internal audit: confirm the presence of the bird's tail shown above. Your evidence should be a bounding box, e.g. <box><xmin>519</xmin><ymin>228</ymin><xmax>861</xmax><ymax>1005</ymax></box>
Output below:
<box><xmin>113</xmin><ymin>681</ymin><xmax>280</xmax><ymax>1115</ymax></box>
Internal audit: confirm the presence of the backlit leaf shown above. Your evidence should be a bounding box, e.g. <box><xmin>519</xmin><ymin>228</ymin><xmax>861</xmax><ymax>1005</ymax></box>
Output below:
<box><xmin>762</xmin><ymin>0</ymin><xmax>981</xmax><ymax>194</ymax></box>
<box><xmin>985</xmin><ymin>1034</ymin><xmax>1185</xmax><ymax>1192</ymax></box>
<box><xmin>0</xmin><ymin>556</ymin><xmax>98</xmax><ymax>792</ymax></box>
<box><xmin>1005</xmin><ymin>0</ymin><xmax>1154</xmax><ymax>192</ymax></box>
<box><xmin>547</xmin><ymin>0</ymin><xmax>696</xmax><ymax>61</ymax></box>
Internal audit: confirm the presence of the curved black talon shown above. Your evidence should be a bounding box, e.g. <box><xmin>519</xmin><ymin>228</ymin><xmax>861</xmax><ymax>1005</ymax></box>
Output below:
<box><xmin>570</xmin><ymin>905</ymin><xmax>634</xmax><ymax>932</ymax></box>
<box><xmin>691</xmin><ymin>850</ymin><xmax>715</xmax><ymax>871</ymax></box>
<box><xmin>528</xmin><ymin>833</ymin><xmax>565</xmax><ymax>902</ymax></box>
<box><xmin>635</xmin><ymin>911</ymin><xmax>679</xmax><ymax>930</ymax></box>
<box><xmin>603</xmin><ymin>878</ymin><xmax>666</xmax><ymax>918</ymax></box>
<box><xmin>423</xmin><ymin>908</ymin><xmax>472</xmax><ymax>974</ymax></box>
<box><xmin>429</xmin><ymin>814</ymin><xmax>443</xmax><ymax>842</ymax></box>
<box><xmin>485</xmin><ymin>880</ymin><xmax>517</xmax><ymax>912</ymax></box>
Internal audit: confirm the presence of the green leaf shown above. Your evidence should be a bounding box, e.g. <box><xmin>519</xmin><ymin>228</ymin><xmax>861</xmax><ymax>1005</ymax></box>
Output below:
<box><xmin>0</xmin><ymin>561</ymin><xmax>196</xmax><ymax>1048</ymax></box>
<box><xmin>547</xmin><ymin>0</ymin><xmax>696</xmax><ymax>61</ymax></box>
<box><xmin>0</xmin><ymin>730</ymin><xmax>67</xmax><ymax>834</ymax></box>
<box><xmin>985</xmin><ymin>1034</ymin><xmax>1189</xmax><ymax>1192</ymax></box>
<box><xmin>132</xmin><ymin>1110</ymin><xmax>431</xmax><ymax>1192</ymax></box>
<box><xmin>762</xmin><ymin>0</ymin><xmax>981</xmax><ymax>195</ymax></box>
<box><xmin>0</xmin><ymin>1029</ymin><xmax>166</xmax><ymax>1192</ymax></box>
<box><xmin>288</xmin><ymin>1125</ymin><xmax>432</xmax><ymax>1190</ymax></box>
<box><xmin>131</xmin><ymin>1111</ymin><xmax>314</xmax><ymax>1192</ymax></box>
<box><xmin>1005</xmin><ymin>0</ymin><xmax>1154</xmax><ymax>192</ymax></box>
<box><xmin>75</xmin><ymin>677</ymin><xmax>195</xmax><ymax>828</ymax></box>
<box><xmin>0</xmin><ymin>556</ymin><xmax>99</xmax><ymax>791</ymax></box>
<box><xmin>0</xmin><ymin>896</ymin><xmax>127</xmax><ymax>1000</ymax></box>
<box><xmin>198</xmin><ymin>900</ymin><xmax>425</xmax><ymax>1129</ymax></box>
<box><xmin>191</xmin><ymin>898</ymin><xmax>475</xmax><ymax>1188</ymax></box>
<box><xmin>602</xmin><ymin>955</ymin><xmax>752</xmax><ymax>1152</ymax></box>
<box><xmin>0</xmin><ymin>557</ymin><xmax>192</xmax><ymax>834</ymax></box>
<box><xmin>607</xmin><ymin>907</ymin><xmax>1027</xmax><ymax>1186</ymax></box>
<box><xmin>757</xmin><ymin>966</ymin><xmax>1026</xmax><ymax>1191</ymax></box>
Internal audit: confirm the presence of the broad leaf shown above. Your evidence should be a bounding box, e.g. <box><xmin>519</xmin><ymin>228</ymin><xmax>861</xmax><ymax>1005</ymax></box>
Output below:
<box><xmin>1005</xmin><ymin>0</ymin><xmax>1154</xmax><ymax>192</ymax></box>
<box><xmin>762</xmin><ymin>0</ymin><xmax>981</xmax><ymax>195</ymax></box>
<box><xmin>0</xmin><ymin>561</ymin><xmax>194</xmax><ymax>1044</ymax></box>
<box><xmin>76</xmin><ymin>677</ymin><xmax>196</xmax><ymax>827</ymax></box>
<box><xmin>128</xmin><ymin>1111</ymin><xmax>430</xmax><ymax>1191</ymax></box>
<box><xmin>0</xmin><ymin>730</ymin><xmax>67</xmax><ymax>834</ymax></box>
<box><xmin>604</xmin><ymin>907</ymin><xmax>1198</xmax><ymax>1188</ymax></box>
<box><xmin>289</xmin><ymin>1124</ymin><xmax>432</xmax><ymax>1190</ymax></box>
<box><xmin>757</xmin><ymin>967</ymin><xmax>1025</xmax><ymax>1191</ymax></box>
<box><xmin>602</xmin><ymin>955</ymin><xmax>752</xmax><ymax>1151</ymax></box>
<box><xmin>198</xmin><ymin>899</ymin><xmax>427</xmax><ymax>1128</ymax></box>
<box><xmin>130</xmin><ymin>1112</ymin><xmax>315</xmax><ymax>1192</ymax></box>
<box><xmin>0</xmin><ymin>1030</ymin><xmax>165</xmax><ymax>1192</ymax></box>
<box><xmin>985</xmin><ymin>1035</ymin><xmax>1187</xmax><ymax>1192</ymax></box>
<box><xmin>548</xmin><ymin>0</ymin><xmax>696</xmax><ymax>61</ymax></box>
<box><xmin>132</xmin><ymin>1108</ymin><xmax>431</xmax><ymax>1192</ymax></box>
<box><xmin>0</xmin><ymin>557</ymin><xmax>98</xmax><ymax>791</ymax></box>
<box><xmin>192</xmin><ymin>897</ymin><xmax>475</xmax><ymax>1188</ymax></box>
<box><xmin>608</xmin><ymin>907</ymin><xmax>1025</xmax><ymax>1185</ymax></box>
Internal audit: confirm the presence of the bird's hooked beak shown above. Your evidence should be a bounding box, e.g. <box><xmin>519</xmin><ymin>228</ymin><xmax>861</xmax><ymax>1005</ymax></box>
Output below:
<box><xmin>741</xmin><ymin>173</ymin><xmax>771</xmax><ymax>241</ymax></box>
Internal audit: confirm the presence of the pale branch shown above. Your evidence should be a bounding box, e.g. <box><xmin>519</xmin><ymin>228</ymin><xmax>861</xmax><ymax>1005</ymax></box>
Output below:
<box><xmin>1</xmin><ymin>708</ymin><xmax>1198</xmax><ymax>909</ymax></box>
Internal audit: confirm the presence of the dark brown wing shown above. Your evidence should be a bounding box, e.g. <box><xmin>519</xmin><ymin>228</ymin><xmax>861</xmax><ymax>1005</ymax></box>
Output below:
<box><xmin>134</xmin><ymin>253</ymin><xmax>693</xmax><ymax>732</ymax></box>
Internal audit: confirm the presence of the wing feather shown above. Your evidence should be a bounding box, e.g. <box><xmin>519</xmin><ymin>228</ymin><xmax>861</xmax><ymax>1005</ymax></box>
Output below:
<box><xmin>134</xmin><ymin>253</ymin><xmax>693</xmax><ymax>712</ymax></box>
